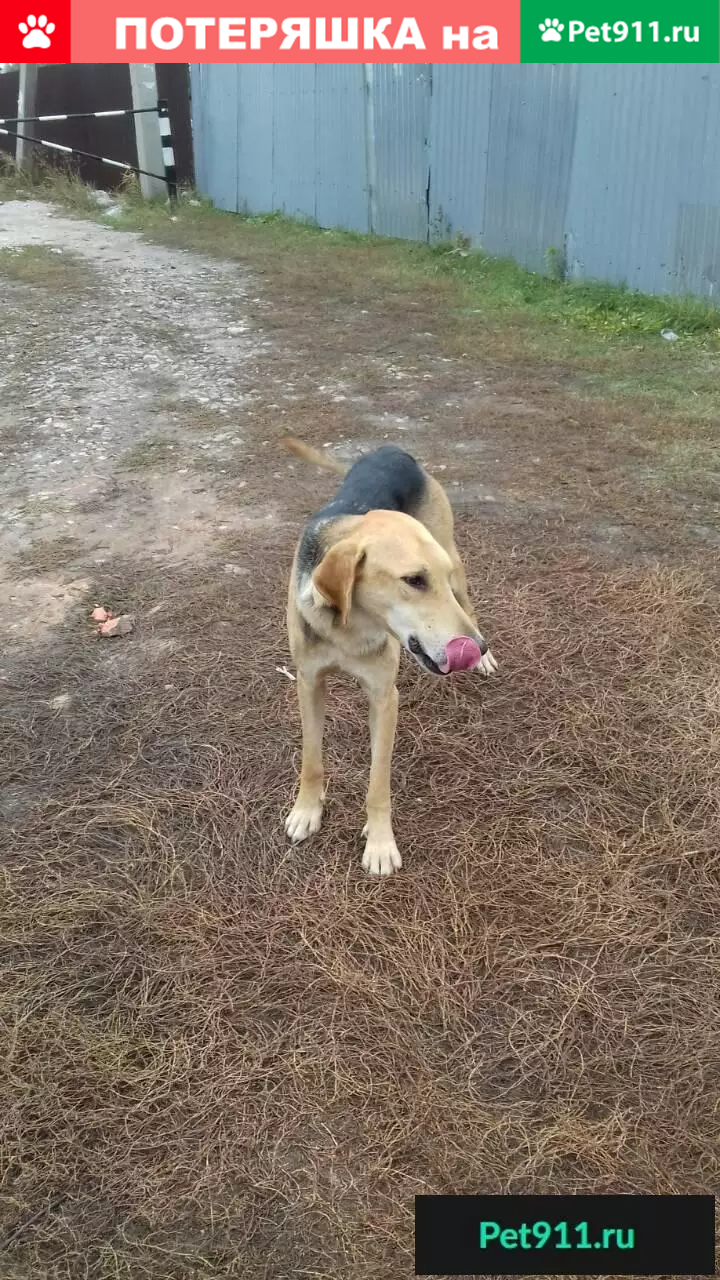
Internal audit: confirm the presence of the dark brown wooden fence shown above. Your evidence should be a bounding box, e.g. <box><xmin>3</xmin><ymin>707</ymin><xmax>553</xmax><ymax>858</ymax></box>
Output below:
<box><xmin>0</xmin><ymin>63</ymin><xmax>193</xmax><ymax>189</ymax></box>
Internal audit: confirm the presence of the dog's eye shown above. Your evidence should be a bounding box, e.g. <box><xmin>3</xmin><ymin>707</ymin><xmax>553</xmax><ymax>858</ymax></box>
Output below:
<box><xmin>402</xmin><ymin>573</ymin><xmax>428</xmax><ymax>590</ymax></box>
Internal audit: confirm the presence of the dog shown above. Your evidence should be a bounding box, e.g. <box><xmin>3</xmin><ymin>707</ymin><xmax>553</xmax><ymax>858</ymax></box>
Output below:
<box><xmin>283</xmin><ymin>437</ymin><xmax>498</xmax><ymax>876</ymax></box>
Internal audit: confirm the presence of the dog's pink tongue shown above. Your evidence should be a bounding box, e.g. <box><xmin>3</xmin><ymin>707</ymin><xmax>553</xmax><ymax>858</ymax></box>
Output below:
<box><xmin>440</xmin><ymin>636</ymin><xmax>482</xmax><ymax>673</ymax></box>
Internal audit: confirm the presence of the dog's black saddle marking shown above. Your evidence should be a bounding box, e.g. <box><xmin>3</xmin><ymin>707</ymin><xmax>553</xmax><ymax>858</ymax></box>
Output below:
<box><xmin>297</xmin><ymin>446</ymin><xmax>426</xmax><ymax>576</ymax></box>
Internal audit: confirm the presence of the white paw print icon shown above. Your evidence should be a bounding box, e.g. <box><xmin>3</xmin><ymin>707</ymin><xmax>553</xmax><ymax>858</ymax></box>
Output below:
<box><xmin>539</xmin><ymin>17</ymin><xmax>564</xmax><ymax>40</ymax></box>
<box><xmin>19</xmin><ymin>13</ymin><xmax>55</xmax><ymax>48</ymax></box>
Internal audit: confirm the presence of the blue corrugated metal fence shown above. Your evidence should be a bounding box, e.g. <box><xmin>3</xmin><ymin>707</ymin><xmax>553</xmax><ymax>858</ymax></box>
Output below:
<box><xmin>190</xmin><ymin>62</ymin><xmax>720</xmax><ymax>298</ymax></box>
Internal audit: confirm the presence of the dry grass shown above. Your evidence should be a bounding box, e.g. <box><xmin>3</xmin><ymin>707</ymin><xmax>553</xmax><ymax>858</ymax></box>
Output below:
<box><xmin>1</xmin><ymin>168</ymin><xmax>719</xmax><ymax>1276</ymax></box>
<box><xmin>120</xmin><ymin>437</ymin><xmax>186</xmax><ymax>472</ymax></box>
<box><xmin>0</xmin><ymin>245</ymin><xmax>95</xmax><ymax>293</ymax></box>
<box><xmin>10</xmin><ymin>536</ymin><xmax>85</xmax><ymax>578</ymax></box>
<box><xmin>1</xmin><ymin>524</ymin><xmax>719</xmax><ymax>1279</ymax></box>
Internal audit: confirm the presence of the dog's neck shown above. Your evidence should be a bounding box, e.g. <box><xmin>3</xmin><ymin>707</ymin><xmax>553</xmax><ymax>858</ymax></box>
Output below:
<box><xmin>297</xmin><ymin>575</ymin><xmax>389</xmax><ymax>656</ymax></box>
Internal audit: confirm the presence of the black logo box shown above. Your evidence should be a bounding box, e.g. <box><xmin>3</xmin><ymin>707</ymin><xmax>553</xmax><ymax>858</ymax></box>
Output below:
<box><xmin>415</xmin><ymin>1194</ymin><xmax>716</xmax><ymax>1276</ymax></box>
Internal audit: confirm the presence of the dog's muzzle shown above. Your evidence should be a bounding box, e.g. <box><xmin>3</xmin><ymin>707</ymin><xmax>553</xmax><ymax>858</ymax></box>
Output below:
<box><xmin>407</xmin><ymin>635</ymin><xmax>443</xmax><ymax>675</ymax></box>
<box><xmin>408</xmin><ymin>634</ymin><xmax>488</xmax><ymax>675</ymax></box>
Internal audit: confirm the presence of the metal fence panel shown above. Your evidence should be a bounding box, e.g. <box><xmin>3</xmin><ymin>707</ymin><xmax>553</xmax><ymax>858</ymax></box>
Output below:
<box><xmin>370</xmin><ymin>63</ymin><xmax>431</xmax><ymax>240</ymax></box>
<box><xmin>314</xmin><ymin>64</ymin><xmax>369</xmax><ymax>232</ymax></box>
<box><xmin>428</xmin><ymin>64</ymin><xmax>492</xmax><ymax>243</ymax></box>
<box><xmin>566</xmin><ymin>63</ymin><xmax>720</xmax><ymax>295</ymax></box>
<box><xmin>483</xmin><ymin>63</ymin><xmax>579</xmax><ymax>273</ymax></box>
<box><xmin>191</xmin><ymin>61</ymin><xmax>720</xmax><ymax>299</ymax></box>
<box><xmin>191</xmin><ymin>63</ymin><xmax>238</xmax><ymax>212</ymax></box>
<box><xmin>235</xmin><ymin>64</ymin><xmax>274</xmax><ymax>214</ymax></box>
<box><xmin>0</xmin><ymin>64</ymin><xmax>192</xmax><ymax>189</ymax></box>
<box><xmin>271</xmin><ymin>64</ymin><xmax>318</xmax><ymax>220</ymax></box>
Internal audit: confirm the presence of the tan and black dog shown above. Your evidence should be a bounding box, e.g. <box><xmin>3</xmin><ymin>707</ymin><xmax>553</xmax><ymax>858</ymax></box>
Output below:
<box><xmin>283</xmin><ymin>436</ymin><xmax>498</xmax><ymax>876</ymax></box>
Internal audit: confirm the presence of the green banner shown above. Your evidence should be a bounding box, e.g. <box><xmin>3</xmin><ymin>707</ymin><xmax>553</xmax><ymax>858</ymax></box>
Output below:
<box><xmin>521</xmin><ymin>0</ymin><xmax>719</xmax><ymax>60</ymax></box>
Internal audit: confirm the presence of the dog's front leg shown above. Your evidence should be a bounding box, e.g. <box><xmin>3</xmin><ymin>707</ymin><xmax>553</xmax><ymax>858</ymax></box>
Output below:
<box><xmin>362</xmin><ymin>683</ymin><xmax>402</xmax><ymax>876</ymax></box>
<box><xmin>286</xmin><ymin>671</ymin><xmax>326</xmax><ymax>843</ymax></box>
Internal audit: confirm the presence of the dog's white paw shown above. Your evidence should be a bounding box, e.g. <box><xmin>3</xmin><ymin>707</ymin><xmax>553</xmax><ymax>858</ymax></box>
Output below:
<box><xmin>285</xmin><ymin>796</ymin><xmax>324</xmax><ymax>842</ymax></box>
<box><xmin>477</xmin><ymin>648</ymin><xmax>499</xmax><ymax>677</ymax></box>
<box><xmin>361</xmin><ymin>825</ymin><xmax>402</xmax><ymax>876</ymax></box>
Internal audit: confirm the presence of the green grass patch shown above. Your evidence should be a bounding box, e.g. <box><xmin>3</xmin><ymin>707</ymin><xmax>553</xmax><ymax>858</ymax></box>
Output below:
<box><xmin>3</xmin><ymin>160</ymin><xmax>720</xmax><ymax>420</ymax></box>
<box><xmin>0</xmin><ymin>243</ymin><xmax>95</xmax><ymax>291</ymax></box>
<box><xmin>109</xmin><ymin>197</ymin><xmax>720</xmax><ymax>421</ymax></box>
<box><xmin>443</xmin><ymin>251</ymin><xmax>720</xmax><ymax>337</ymax></box>
<box><xmin>3</xmin><ymin>157</ymin><xmax>717</xmax><ymax>340</ymax></box>
<box><xmin>108</xmin><ymin>193</ymin><xmax>720</xmax><ymax>337</ymax></box>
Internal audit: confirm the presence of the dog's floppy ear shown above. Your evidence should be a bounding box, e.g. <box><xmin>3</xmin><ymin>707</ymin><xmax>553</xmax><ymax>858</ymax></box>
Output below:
<box><xmin>312</xmin><ymin>538</ymin><xmax>365</xmax><ymax>625</ymax></box>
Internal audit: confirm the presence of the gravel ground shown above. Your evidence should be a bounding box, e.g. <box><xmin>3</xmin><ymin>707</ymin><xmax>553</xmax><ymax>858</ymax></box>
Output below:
<box><xmin>0</xmin><ymin>201</ymin><xmax>280</xmax><ymax>642</ymax></box>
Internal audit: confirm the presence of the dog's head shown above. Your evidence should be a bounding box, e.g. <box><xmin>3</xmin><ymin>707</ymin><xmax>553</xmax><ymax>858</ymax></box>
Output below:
<box><xmin>312</xmin><ymin>510</ymin><xmax>491</xmax><ymax>675</ymax></box>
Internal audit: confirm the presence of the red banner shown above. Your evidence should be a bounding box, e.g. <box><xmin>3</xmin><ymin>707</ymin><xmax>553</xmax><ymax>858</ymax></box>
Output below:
<box><xmin>1</xmin><ymin>0</ymin><xmax>520</xmax><ymax>62</ymax></box>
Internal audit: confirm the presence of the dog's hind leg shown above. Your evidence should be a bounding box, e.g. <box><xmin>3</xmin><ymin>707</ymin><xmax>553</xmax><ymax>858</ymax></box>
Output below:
<box><xmin>286</xmin><ymin>671</ymin><xmax>327</xmax><ymax>842</ymax></box>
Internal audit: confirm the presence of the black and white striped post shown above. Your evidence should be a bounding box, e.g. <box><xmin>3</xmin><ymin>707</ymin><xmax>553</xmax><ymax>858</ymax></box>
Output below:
<box><xmin>156</xmin><ymin>98</ymin><xmax>177</xmax><ymax>203</ymax></box>
<box><xmin>0</xmin><ymin>103</ymin><xmax>178</xmax><ymax>201</ymax></box>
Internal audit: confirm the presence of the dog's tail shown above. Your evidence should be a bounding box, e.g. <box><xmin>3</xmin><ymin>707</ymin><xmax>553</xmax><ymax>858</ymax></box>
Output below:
<box><xmin>281</xmin><ymin>435</ymin><xmax>347</xmax><ymax>476</ymax></box>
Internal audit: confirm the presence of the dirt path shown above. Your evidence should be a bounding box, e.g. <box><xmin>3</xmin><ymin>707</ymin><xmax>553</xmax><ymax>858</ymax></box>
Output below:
<box><xmin>0</xmin><ymin>201</ymin><xmax>281</xmax><ymax>641</ymax></box>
